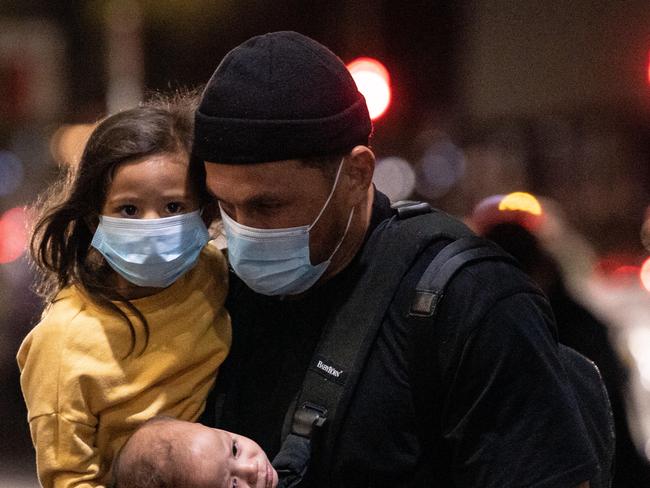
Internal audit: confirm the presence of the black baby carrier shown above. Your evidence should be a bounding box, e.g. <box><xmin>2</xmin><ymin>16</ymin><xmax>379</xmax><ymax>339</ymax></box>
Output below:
<box><xmin>271</xmin><ymin>202</ymin><xmax>615</xmax><ymax>487</ymax></box>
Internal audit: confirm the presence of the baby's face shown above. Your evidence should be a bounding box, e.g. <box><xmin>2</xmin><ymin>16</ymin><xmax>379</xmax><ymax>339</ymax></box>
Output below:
<box><xmin>183</xmin><ymin>422</ymin><xmax>278</xmax><ymax>488</ymax></box>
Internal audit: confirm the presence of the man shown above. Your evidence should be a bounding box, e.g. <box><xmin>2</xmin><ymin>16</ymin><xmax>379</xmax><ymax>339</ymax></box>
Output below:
<box><xmin>193</xmin><ymin>31</ymin><xmax>596</xmax><ymax>487</ymax></box>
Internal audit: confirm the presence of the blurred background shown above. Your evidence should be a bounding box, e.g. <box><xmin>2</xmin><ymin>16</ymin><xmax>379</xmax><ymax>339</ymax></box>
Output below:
<box><xmin>1</xmin><ymin>1</ymin><xmax>650</xmax><ymax>486</ymax></box>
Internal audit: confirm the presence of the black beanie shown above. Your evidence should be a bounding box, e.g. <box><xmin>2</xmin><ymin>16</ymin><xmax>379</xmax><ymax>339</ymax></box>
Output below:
<box><xmin>193</xmin><ymin>31</ymin><xmax>372</xmax><ymax>164</ymax></box>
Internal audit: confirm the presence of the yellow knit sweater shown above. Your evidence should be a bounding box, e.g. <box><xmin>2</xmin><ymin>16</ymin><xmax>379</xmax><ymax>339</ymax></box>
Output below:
<box><xmin>17</xmin><ymin>244</ymin><xmax>231</xmax><ymax>488</ymax></box>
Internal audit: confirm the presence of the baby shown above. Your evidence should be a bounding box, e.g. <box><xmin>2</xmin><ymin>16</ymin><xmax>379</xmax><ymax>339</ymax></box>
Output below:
<box><xmin>111</xmin><ymin>417</ymin><xmax>278</xmax><ymax>488</ymax></box>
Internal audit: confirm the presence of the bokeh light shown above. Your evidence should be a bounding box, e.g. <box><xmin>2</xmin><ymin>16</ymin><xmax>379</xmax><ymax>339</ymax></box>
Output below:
<box><xmin>347</xmin><ymin>57</ymin><xmax>391</xmax><ymax>120</ymax></box>
<box><xmin>641</xmin><ymin>257</ymin><xmax>650</xmax><ymax>292</ymax></box>
<box><xmin>0</xmin><ymin>150</ymin><xmax>24</xmax><ymax>196</ymax></box>
<box><xmin>0</xmin><ymin>207</ymin><xmax>28</xmax><ymax>264</ymax></box>
<box><xmin>415</xmin><ymin>139</ymin><xmax>466</xmax><ymax>200</ymax></box>
<box><xmin>49</xmin><ymin>123</ymin><xmax>97</xmax><ymax>167</ymax></box>
<box><xmin>595</xmin><ymin>254</ymin><xmax>645</xmax><ymax>286</ymax></box>
<box><xmin>470</xmin><ymin>193</ymin><xmax>545</xmax><ymax>234</ymax></box>
<box><xmin>613</xmin><ymin>265</ymin><xmax>642</xmax><ymax>279</ymax></box>
<box><xmin>628</xmin><ymin>327</ymin><xmax>650</xmax><ymax>390</ymax></box>
<box><xmin>373</xmin><ymin>157</ymin><xmax>416</xmax><ymax>202</ymax></box>
<box><xmin>498</xmin><ymin>192</ymin><xmax>543</xmax><ymax>216</ymax></box>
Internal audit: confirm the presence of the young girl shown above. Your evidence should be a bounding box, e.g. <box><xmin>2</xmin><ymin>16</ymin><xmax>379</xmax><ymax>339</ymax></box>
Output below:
<box><xmin>17</xmin><ymin>92</ymin><xmax>233</xmax><ymax>488</ymax></box>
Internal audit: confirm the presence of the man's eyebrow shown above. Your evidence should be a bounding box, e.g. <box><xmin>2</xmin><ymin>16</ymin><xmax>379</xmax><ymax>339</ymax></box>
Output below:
<box><xmin>212</xmin><ymin>192</ymin><xmax>285</xmax><ymax>207</ymax></box>
<box><xmin>246</xmin><ymin>194</ymin><xmax>286</xmax><ymax>207</ymax></box>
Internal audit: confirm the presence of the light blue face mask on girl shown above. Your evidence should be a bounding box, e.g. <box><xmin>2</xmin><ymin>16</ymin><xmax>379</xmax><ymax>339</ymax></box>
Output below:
<box><xmin>220</xmin><ymin>159</ymin><xmax>354</xmax><ymax>296</ymax></box>
<box><xmin>91</xmin><ymin>210</ymin><xmax>210</xmax><ymax>288</ymax></box>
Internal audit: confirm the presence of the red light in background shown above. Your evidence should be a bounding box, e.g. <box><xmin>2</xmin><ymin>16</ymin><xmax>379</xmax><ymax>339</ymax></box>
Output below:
<box><xmin>594</xmin><ymin>253</ymin><xmax>650</xmax><ymax>289</ymax></box>
<box><xmin>0</xmin><ymin>206</ymin><xmax>28</xmax><ymax>264</ymax></box>
<box><xmin>641</xmin><ymin>258</ymin><xmax>650</xmax><ymax>292</ymax></box>
<box><xmin>347</xmin><ymin>57</ymin><xmax>391</xmax><ymax>120</ymax></box>
<box><xmin>613</xmin><ymin>265</ymin><xmax>641</xmax><ymax>278</ymax></box>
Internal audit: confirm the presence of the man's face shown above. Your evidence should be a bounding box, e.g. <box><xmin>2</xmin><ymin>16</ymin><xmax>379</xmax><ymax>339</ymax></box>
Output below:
<box><xmin>204</xmin><ymin>158</ymin><xmax>353</xmax><ymax>265</ymax></box>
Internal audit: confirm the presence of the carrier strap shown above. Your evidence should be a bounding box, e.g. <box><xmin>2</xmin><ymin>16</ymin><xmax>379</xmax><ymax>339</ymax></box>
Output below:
<box><xmin>272</xmin><ymin>202</ymin><xmax>474</xmax><ymax>486</ymax></box>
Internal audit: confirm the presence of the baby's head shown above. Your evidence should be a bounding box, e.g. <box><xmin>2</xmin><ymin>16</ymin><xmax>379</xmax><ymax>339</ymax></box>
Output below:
<box><xmin>112</xmin><ymin>417</ymin><xmax>278</xmax><ymax>488</ymax></box>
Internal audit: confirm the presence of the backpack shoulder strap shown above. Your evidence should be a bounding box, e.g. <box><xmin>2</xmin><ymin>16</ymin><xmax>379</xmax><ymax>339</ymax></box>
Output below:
<box><xmin>406</xmin><ymin>236</ymin><xmax>518</xmax><ymax>470</ymax></box>
<box><xmin>409</xmin><ymin>236</ymin><xmax>517</xmax><ymax>318</ymax></box>
<box><xmin>272</xmin><ymin>202</ymin><xmax>473</xmax><ymax>486</ymax></box>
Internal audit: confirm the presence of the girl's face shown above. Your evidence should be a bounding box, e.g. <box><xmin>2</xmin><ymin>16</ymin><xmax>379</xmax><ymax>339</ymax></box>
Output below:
<box><xmin>101</xmin><ymin>152</ymin><xmax>199</xmax><ymax>219</ymax></box>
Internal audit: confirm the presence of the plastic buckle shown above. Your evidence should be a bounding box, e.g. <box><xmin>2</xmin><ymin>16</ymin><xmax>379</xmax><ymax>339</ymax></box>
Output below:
<box><xmin>291</xmin><ymin>402</ymin><xmax>328</xmax><ymax>438</ymax></box>
<box><xmin>391</xmin><ymin>201</ymin><xmax>432</xmax><ymax>219</ymax></box>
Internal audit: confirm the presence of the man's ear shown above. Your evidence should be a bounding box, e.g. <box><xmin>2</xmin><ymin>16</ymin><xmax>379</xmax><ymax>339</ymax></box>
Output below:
<box><xmin>345</xmin><ymin>145</ymin><xmax>375</xmax><ymax>205</ymax></box>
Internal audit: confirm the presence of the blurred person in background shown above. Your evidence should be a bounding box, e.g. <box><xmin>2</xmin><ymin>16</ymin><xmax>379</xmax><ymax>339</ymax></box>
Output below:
<box><xmin>470</xmin><ymin>193</ymin><xmax>650</xmax><ymax>487</ymax></box>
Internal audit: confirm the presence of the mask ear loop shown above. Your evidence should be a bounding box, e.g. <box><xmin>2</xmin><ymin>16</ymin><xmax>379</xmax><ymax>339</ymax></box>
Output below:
<box><xmin>307</xmin><ymin>157</ymin><xmax>346</xmax><ymax>231</ymax></box>
<box><xmin>324</xmin><ymin>207</ymin><xmax>355</xmax><ymax>261</ymax></box>
<box><xmin>307</xmin><ymin>157</ymin><xmax>356</xmax><ymax>262</ymax></box>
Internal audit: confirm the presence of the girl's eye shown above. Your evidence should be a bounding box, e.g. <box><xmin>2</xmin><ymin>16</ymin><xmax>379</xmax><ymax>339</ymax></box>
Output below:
<box><xmin>231</xmin><ymin>439</ymin><xmax>239</xmax><ymax>458</ymax></box>
<box><xmin>120</xmin><ymin>205</ymin><xmax>137</xmax><ymax>217</ymax></box>
<box><xmin>166</xmin><ymin>202</ymin><xmax>183</xmax><ymax>214</ymax></box>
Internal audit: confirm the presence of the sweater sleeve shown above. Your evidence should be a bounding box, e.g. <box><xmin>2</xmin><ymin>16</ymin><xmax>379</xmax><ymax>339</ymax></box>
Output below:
<box><xmin>17</xmin><ymin>311</ymin><xmax>106</xmax><ymax>488</ymax></box>
<box><xmin>27</xmin><ymin>413</ymin><xmax>104</xmax><ymax>488</ymax></box>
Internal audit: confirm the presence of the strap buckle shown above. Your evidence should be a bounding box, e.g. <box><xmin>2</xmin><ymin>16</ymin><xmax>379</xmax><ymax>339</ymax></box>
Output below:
<box><xmin>291</xmin><ymin>402</ymin><xmax>328</xmax><ymax>438</ymax></box>
<box><xmin>391</xmin><ymin>200</ymin><xmax>432</xmax><ymax>219</ymax></box>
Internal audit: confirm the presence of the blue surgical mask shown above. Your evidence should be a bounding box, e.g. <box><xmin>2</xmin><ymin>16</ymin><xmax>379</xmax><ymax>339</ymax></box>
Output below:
<box><xmin>220</xmin><ymin>158</ymin><xmax>354</xmax><ymax>296</ymax></box>
<box><xmin>91</xmin><ymin>210</ymin><xmax>209</xmax><ymax>288</ymax></box>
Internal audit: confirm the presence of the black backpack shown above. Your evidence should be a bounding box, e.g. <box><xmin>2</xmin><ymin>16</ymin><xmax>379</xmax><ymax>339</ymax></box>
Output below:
<box><xmin>272</xmin><ymin>202</ymin><xmax>615</xmax><ymax>487</ymax></box>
